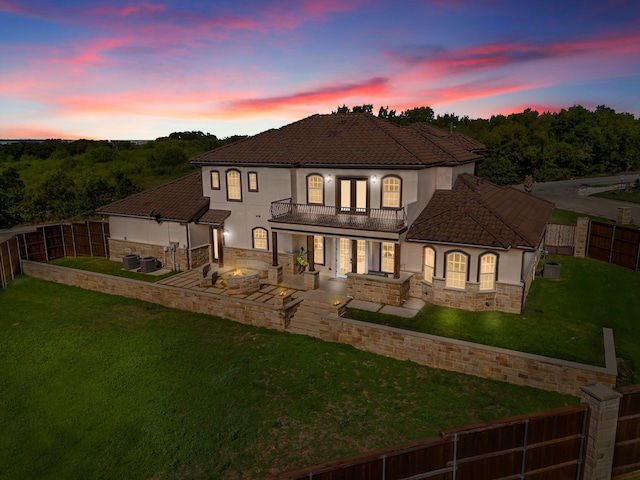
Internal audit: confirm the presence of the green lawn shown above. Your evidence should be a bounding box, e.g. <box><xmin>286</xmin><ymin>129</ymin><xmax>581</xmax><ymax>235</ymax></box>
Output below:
<box><xmin>549</xmin><ymin>208</ymin><xmax>614</xmax><ymax>225</ymax></box>
<box><xmin>50</xmin><ymin>257</ymin><xmax>179</xmax><ymax>282</ymax></box>
<box><xmin>0</xmin><ymin>277</ymin><xmax>575</xmax><ymax>479</ymax></box>
<box><xmin>347</xmin><ymin>255</ymin><xmax>640</xmax><ymax>386</ymax></box>
<box><xmin>592</xmin><ymin>187</ymin><xmax>640</xmax><ymax>205</ymax></box>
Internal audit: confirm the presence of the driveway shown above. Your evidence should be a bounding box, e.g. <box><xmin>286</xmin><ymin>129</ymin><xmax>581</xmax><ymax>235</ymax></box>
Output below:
<box><xmin>515</xmin><ymin>173</ymin><xmax>640</xmax><ymax>223</ymax></box>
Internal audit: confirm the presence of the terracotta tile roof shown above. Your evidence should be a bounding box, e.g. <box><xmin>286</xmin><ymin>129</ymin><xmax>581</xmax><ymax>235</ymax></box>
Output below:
<box><xmin>96</xmin><ymin>172</ymin><xmax>210</xmax><ymax>223</ymax></box>
<box><xmin>191</xmin><ymin>113</ymin><xmax>482</xmax><ymax>168</ymax></box>
<box><xmin>407</xmin><ymin>174</ymin><xmax>554</xmax><ymax>249</ymax></box>
<box><xmin>197</xmin><ymin>209</ymin><xmax>231</xmax><ymax>226</ymax></box>
<box><xmin>409</xmin><ymin>123</ymin><xmax>486</xmax><ymax>152</ymax></box>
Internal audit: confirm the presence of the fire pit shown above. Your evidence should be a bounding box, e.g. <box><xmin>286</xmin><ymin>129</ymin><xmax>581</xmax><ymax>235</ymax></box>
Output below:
<box><xmin>226</xmin><ymin>268</ymin><xmax>260</xmax><ymax>294</ymax></box>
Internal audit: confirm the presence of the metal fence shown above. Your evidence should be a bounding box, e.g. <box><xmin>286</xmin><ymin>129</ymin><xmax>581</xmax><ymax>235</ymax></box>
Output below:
<box><xmin>266</xmin><ymin>404</ymin><xmax>590</xmax><ymax>480</ymax></box>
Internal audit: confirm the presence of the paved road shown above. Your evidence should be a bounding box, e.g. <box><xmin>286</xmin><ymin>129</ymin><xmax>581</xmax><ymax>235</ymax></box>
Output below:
<box><xmin>516</xmin><ymin>174</ymin><xmax>640</xmax><ymax>223</ymax></box>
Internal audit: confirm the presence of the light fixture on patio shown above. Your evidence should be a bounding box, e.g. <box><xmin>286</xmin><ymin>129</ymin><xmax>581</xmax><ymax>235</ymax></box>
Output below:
<box><xmin>223</xmin><ymin>229</ymin><xmax>230</xmax><ymax>236</ymax></box>
<box><xmin>333</xmin><ymin>300</ymin><xmax>341</xmax><ymax>306</ymax></box>
<box><xmin>371</xmin><ymin>175</ymin><xmax>378</xmax><ymax>183</ymax></box>
<box><xmin>325</xmin><ymin>174</ymin><xmax>332</xmax><ymax>182</ymax></box>
<box><xmin>279</xmin><ymin>290</ymin><xmax>287</xmax><ymax>296</ymax></box>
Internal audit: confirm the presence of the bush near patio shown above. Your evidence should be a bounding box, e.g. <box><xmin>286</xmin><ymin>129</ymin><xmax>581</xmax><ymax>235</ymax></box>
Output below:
<box><xmin>0</xmin><ymin>277</ymin><xmax>575</xmax><ymax>479</ymax></box>
<box><xmin>347</xmin><ymin>254</ymin><xmax>640</xmax><ymax>386</ymax></box>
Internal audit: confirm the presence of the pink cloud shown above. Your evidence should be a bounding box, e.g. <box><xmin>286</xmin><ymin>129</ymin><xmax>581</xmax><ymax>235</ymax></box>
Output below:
<box><xmin>218</xmin><ymin>77</ymin><xmax>389</xmax><ymax>115</ymax></box>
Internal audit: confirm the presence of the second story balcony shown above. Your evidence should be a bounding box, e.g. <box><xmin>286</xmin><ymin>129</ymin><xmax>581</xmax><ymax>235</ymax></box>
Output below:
<box><xmin>269</xmin><ymin>199</ymin><xmax>407</xmax><ymax>233</ymax></box>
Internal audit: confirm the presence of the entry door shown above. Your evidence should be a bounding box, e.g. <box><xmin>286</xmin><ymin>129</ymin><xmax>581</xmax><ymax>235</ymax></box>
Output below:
<box><xmin>340</xmin><ymin>179</ymin><xmax>367</xmax><ymax>213</ymax></box>
<box><xmin>337</xmin><ymin>238</ymin><xmax>366</xmax><ymax>277</ymax></box>
<box><xmin>212</xmin><ymin>227</ymin><xmax>219</xmax><ymax>261</ymax></box>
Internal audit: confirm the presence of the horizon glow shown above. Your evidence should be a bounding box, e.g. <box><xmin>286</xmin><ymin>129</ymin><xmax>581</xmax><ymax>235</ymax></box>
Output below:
<box><xmin>1</xmin><ymin>0</ymin><xmax>639</xmax><ymax>140</ymax></box>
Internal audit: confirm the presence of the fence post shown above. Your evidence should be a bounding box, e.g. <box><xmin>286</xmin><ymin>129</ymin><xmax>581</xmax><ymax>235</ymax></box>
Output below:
<box><xmin>575</xmin><ymin>217</ymin><xmax>589</xmax><ymax>258</ymax></box>
<box><xmin>0</xmin><ymin>241</ymin><xmax>6</xmax><ymax>288</ymax></box>
<box><xmin>580</xmin><ymin>383</ymin><xmax>622</xmax><ymax>480</ymax></box>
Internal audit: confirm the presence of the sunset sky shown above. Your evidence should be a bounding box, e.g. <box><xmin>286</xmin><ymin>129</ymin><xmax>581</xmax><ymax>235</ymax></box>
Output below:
<box><xmin>1</xmin><ymin>0</ymin><xmax>639</xmax><ymax>140</ymax></box>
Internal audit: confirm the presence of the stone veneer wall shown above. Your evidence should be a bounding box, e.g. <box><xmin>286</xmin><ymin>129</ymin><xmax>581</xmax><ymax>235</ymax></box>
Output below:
<box><xmin>21</xmin><ymin>260</ymin><xmax>300</xmax><ymax>331</ymax></box>
<box><xmin>108</xmin><ymin>238</ymin><xmax>188</xmax><ymax>271</ymax></box>
<box><xmin>423</xmin><ymin>278</ymin><xmax>523</xmax><ymax>314</ymax></box>
<box><xmin>190</xmin><ymin>245</ymin><xmax>210</xmax><ymax>269</ymax></box>
<box><xmin>347</xmin><ymin>272</ymin><xmax>412</xmax><ymax>306</ymax></box>
<box><xmin>299</xmin><ymin>314</ymin><xmax>617</xmax><ymax>397</ymax></box>
<box><xmin>223</xmin><ymin>247</ymin><xmax>296</xmax><ymax>274</ymax></box>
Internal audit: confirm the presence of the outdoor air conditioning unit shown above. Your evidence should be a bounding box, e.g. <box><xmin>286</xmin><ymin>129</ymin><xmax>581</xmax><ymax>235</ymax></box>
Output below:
<box><xmin>140</xmin><ymin>257</ymin><xmax>157</xmax><ymax>273</ymax></box>
<box><xmin>122</xmin><ymin>254</ymin><xmax>140</xmax><ymax>270</ymax></box>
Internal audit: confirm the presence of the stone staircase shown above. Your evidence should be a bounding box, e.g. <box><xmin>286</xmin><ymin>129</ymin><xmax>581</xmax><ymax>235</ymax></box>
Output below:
<box><xmin>288</xmin><ymin>289</ymin><xmax>351</xmax><ymax>337</ymax></box>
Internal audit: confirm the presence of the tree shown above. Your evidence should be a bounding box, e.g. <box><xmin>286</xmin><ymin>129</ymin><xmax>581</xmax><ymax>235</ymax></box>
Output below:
<box><xmin>148</xmin><ymin>145</ymin><xmax>188</xmax><ymax>175</ymax></box>
<box><xmin>0</xmin><ymin>167</ymin><xmax>25</xmax><ymax>228</ymax></box>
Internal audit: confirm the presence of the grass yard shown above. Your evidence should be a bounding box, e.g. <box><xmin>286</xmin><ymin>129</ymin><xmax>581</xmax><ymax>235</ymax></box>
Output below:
<box><xmin>347</xmin><ymin>255</ymin><xmax>640</xmax><ymax>386</ymax></box>
<box><xmin>549</xmin><ymin>208</ymin><xmax>614</xmax><ymax>225</ymax></box>
<box><xmin>0</xmin><ymin>277</ymin><xmax>576</xmax><ymax>479</ymax></box>
<box><xmin>592</xmin><ymin>187</ymin><xmax>640</xmax><ymax>205</ymax></box>
<box><xmin>50</xmin><ymin>257</ymin><xmax>179</xmax><ymax>282</ymax></box>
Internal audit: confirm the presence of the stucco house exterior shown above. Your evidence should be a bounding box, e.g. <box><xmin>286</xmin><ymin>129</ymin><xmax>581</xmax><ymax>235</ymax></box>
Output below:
<box><xmin>97</xmin><ymin>113</ymin><xmax>553</xmax><ymax>313</ymax></box>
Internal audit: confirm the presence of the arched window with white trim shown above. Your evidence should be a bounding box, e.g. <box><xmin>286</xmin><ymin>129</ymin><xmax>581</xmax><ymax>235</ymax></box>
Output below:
<box><xmin>226</xmin><ymin>169</ymin><xmax>242</xmax><ymax>201</ymax></box>
<box><xmin>381</xmin><ymin>175</ymin><xmax>401</xmax><ymax>208</ymax></box>
<box><xmin>479</xmin><ymin>253</ymin><xmax>497</xmax><ymax>291</ymax></box>
<box><xmin>307</xmin><ymin>174</ymin><xmax>324</xmax><ymax>204</ymax></box>
<box><xmin>446</xmin><ymin>251</ymin><xmax>468</xmax><ymax>289</ymax></box>
<box><xmin>424</xmin><ymin>247</ymin><xmax>435</xmax><ymax>283</ymax></box>
<box><xmin>252</xmin><ymin>227</ymin><xmax>268</xmax><ymax>250</ymax></box>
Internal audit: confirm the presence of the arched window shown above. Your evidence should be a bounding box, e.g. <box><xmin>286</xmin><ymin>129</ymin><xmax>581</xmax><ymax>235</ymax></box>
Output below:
<box><xmin>382</xmin><ymin>175</ymin><xmax>401</xmax><ymax>208</ymax></box>
<box><xmin>252</xmin><ymin>227</ymin><xmax>268</xmax><ymax>250</ymax></box>
<box><xmin>446</xmin><ymin>251</ymin><xmax>468</xmax><ymax>289</ymax></box>
<box><xmin>424</xmin><ymin>247</ymin><xmax>435</xmax><ymax>283</ymax></box>
<box><xmin>226</xmin><ymin>169</ymin><xmax>242</xmax><ymax>201</ymax></box>
<box><xmin>479</xmin><ymin>253</ymin><xmax>497</xmax><ymax>291</ymax></box>
<box><xmin>307</xmin><ymin>174</ymin><xmax>324</xmax><ymax>204</ymax></box>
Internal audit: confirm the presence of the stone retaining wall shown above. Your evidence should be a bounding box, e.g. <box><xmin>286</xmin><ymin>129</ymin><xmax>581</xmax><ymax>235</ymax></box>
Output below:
<box><xmin>21</xmin><ymin>260</ymin><xmax>300</xmax><ymax>332</ymax></box>
<box><xmin>423</xmin><ymin>278</ymin><xmax>523</xmax><ymax>314</ymax></box>
<box><xmin>347</xmin><ymin>272</ymin><xmax>412</xmax><ymax>306</ymax></box>
<box><xmin>301</xmin><ymin>315</ymin><xmax>617</xmax><ymax>397</ymax></box>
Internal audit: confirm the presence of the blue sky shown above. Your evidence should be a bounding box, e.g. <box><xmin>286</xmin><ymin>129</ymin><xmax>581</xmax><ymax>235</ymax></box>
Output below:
<box><xmin>1</xmin><ymin>0</ymin><xmax>639</xmax><ymax>139</ymax></box>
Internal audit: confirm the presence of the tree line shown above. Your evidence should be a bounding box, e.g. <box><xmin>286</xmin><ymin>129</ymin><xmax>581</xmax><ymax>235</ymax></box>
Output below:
<box><xmin>336</xmin><ymin>104</ymin><xmax>640</xmax><ymax>185</ymax></box>
<box><xmin>0</xmin><ymin>132</ymin><xmax>245</xmax><ymax>228</ymax></box>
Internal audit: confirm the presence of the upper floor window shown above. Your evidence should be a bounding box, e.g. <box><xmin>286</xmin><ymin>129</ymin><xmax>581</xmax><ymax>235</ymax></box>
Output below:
<box><xmin>446</xmin><ymin>251</ymin><xmax>468</xmax><ymax>289</ymax></box>
<box><xmin>479</xmin><ymin>253</ymin><xmax>497</xmax><ymax>291</ymax></box>
<box><xmin>252</xmin><ymin>227</ymin><xmax>268</xmax><ymax>250</ymax></box>
<box><xmin>307</xmin><ymin>174</ymin><xmax>324</xmax><ymax>204</ymax></box>
<box><xmin>424</xmin><ymin>247</ymin><xmax>435</xmax><ymax>283</ymax></box>
<box><xmin>210</xmin><ymin>171</ymin><xmax>220</xmax><ymax>190</ymax></box>
<box><xmin>382</xmin><ymin>176</ymin><xmax>401</xmax><ymax>208</ymax></box>
<box><xmin>248</xmin><ymin>172</ymin><xmax>258</xmax><ymax>192</ymax></box>
<box><xmin>226</xmin><ymin>169</ymin><xmax>242</xmax><ymax>201</ymax></box>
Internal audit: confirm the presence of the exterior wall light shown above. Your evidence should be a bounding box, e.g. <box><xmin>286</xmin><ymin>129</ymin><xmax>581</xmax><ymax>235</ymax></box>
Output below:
<box><xmin>326</xmin><ymin>174</ymin><xmax>332</xmax><ymax>182</ymax></box>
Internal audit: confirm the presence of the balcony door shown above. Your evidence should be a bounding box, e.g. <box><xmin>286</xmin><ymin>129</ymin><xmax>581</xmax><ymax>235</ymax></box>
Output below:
<box><xmin>339</xmin><ymin>178</ymin><xmax>367</xmax><ymax>213</ymax></box>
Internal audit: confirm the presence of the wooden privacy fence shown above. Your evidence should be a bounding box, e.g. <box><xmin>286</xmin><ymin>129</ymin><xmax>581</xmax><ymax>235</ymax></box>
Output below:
<box><xmin>545</xmin><ymin>224</ymin><xmax>576</xmax><ymax>255</ymax></box>
<box><xmin>0</xmin><ymin>221</ymin><xmax>109</xmax><ymax>289</ymax></box>
<box><xmin>587</xmin><ymin>221</ymin><xmax>640</xmax><ymax>272</ymax></box>
<box><xmin>266</xmin><ymin>404</ymin><xmax>590</xmax><ymax>480</ymax></box>
<box><xmin>613</xmin><ymin>385</ymin><xmax>640</xmax><ymax>479</ymax></box>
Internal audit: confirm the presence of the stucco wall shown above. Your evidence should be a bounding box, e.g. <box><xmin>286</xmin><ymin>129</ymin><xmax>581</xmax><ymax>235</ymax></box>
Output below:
<box><xmin>109</xmin><ymin>216</ymin><xmax>188</xmax><ymax>247</ymax></box>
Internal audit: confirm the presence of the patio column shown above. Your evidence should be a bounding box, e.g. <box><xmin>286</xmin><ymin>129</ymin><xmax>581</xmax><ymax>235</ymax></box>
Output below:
<box><xmin>271</xmin><ymin>231</ymin><xmax>278</xmax><ymax>266</ymax></box>
<box><xmin>217</xmin><ymin>227</ymin><xmax>224</xmax><ymax>268</ymax></box>
<box><xmin>351</xmin><ymin>239</ymin><xmax>358</xmax><ymax>273</ymax></box>
<box><xmin>393</xmin><ymin>243</ymin><xmax>401</xmax><ymax>279</ymax></box>
<box><xmin>208</xmin><ymin>227</ymin><xmax>214</xmax><ymax>263</ymax></box>
<box><xmin>306</xmin><ymin>235</ymin><xmax>315</xmax><ymax>272</ymax></box>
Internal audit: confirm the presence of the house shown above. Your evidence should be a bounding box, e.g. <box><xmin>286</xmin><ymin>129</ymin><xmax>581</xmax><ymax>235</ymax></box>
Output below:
<box><xmin>97</xmin><ymin>113</ymin><xmax>553</xmax><ymax>313</ymax></box>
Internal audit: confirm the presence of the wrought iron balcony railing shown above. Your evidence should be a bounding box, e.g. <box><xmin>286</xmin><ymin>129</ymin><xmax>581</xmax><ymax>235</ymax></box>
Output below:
<box><xmin>269</xmin><ymin>199</ymin><xmax>407</xmax><ymax>233</ymax></box>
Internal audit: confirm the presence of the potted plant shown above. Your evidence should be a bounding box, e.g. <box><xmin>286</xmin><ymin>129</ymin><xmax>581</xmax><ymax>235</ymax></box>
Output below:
<box><xmin>294</xmin><ymin>253</ymin><xmax>308</xmax><ymax>274</ymax></box>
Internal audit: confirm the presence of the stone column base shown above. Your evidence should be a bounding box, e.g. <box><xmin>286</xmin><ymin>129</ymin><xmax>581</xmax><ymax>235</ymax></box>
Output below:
<box><xmin>268</xmin><ymin>265</ymin><xmax>283</xmax><ymax>285</ymax></box>
<box><xmin>303</xmin><ymin>270</ymin><xmax>319</xmax><ymax>291</ymax></box>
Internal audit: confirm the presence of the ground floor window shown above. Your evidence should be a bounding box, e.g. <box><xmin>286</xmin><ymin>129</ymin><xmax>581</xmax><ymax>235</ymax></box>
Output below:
<box><xmin>479</xmin><ymin>253</ymin><xmax>497</xmax><ymax>290</ymax></box>
<box><xmin>252</xmin><ymin>227</ymin><xmax>268</xmax><ymax>250</ymax></box>
<box><xmin>446</xmin><ymin>252</ymin><xmax>467</xmax><ymax>289</ymax></box>
<box><xmin>381</xmin><ymin>242</ymin><xmax>395</xmax><ymax>273</ymax></box>
<box><xmin>424</xmin><ymin>246</ymin><xmax>435</xmax><ymax>283</ymax></box>
<box><xmin>314</xmin><ymin>236</ymin><xmax>324</xmax><ymax>265</ymax></box>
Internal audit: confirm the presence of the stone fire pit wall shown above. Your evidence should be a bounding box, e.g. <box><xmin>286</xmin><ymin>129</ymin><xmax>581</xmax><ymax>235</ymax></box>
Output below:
<box><xmin>227</xmin><ymin>270</ymin><xmax>260</xmax><ymax>294</ymax></box>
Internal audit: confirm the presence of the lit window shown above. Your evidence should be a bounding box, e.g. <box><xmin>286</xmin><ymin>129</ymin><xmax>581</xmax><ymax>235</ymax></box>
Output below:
<box><xmin>479</xmin><ymin>253</ymin><xmax>497</xmax><ymax>291</ymax></box>
<box><xmin>307</xmin><ymin>174</ymin><xmax>324</xmax><ymax>204</ymax></box>
<box><xmin>424</xmin><ymin>247</ymin><xmax>435</xmax><ymax>283</ymax></box>
<box><xmin>211</xmin><ymin>171</ymin><xmax>220</xmax><ymax>190</ymax></box>
<box><xmin>381</xmin><ymin>242</ymin><xmax>395</xmax><ymax>273</ymax></box>
<box><xmin>314</xmin><ymin>236</ymin><xmax>324</xmax><ymax>265</ymax></box>
<box><xmin>446</xmin><ymin>252</ymin><xmax>467</xmax><ymax>289</ymax></box>
<box><xmin>382</xmin><ymin>176</ymin><xmax>401</xmax><ymax>208</ymax></box>
<box><xmin>226</xmin><ymin>170</ymin><xmax>242</xmax><ymax>201</ymax></box>
<box><xmin>248</xmin><ymin>172</ymin><xmax>258</xmax><ymax>192</ymax></box>
<box><xmin>252</xmin><ymin>227</ymin><xmax>268</xmax><ymax>250</ymax></box>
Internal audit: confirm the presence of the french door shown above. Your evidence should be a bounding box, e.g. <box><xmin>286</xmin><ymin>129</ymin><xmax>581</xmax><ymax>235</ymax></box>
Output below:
<box><xmin>337</xmin><ymin>238</ymin><xmax>366</xmax><ymax>277</ymax></box>
<box><xmin>339</xmin><ymin>178</ymin><xmax>367</xmax><ymax>213</ymax></box>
